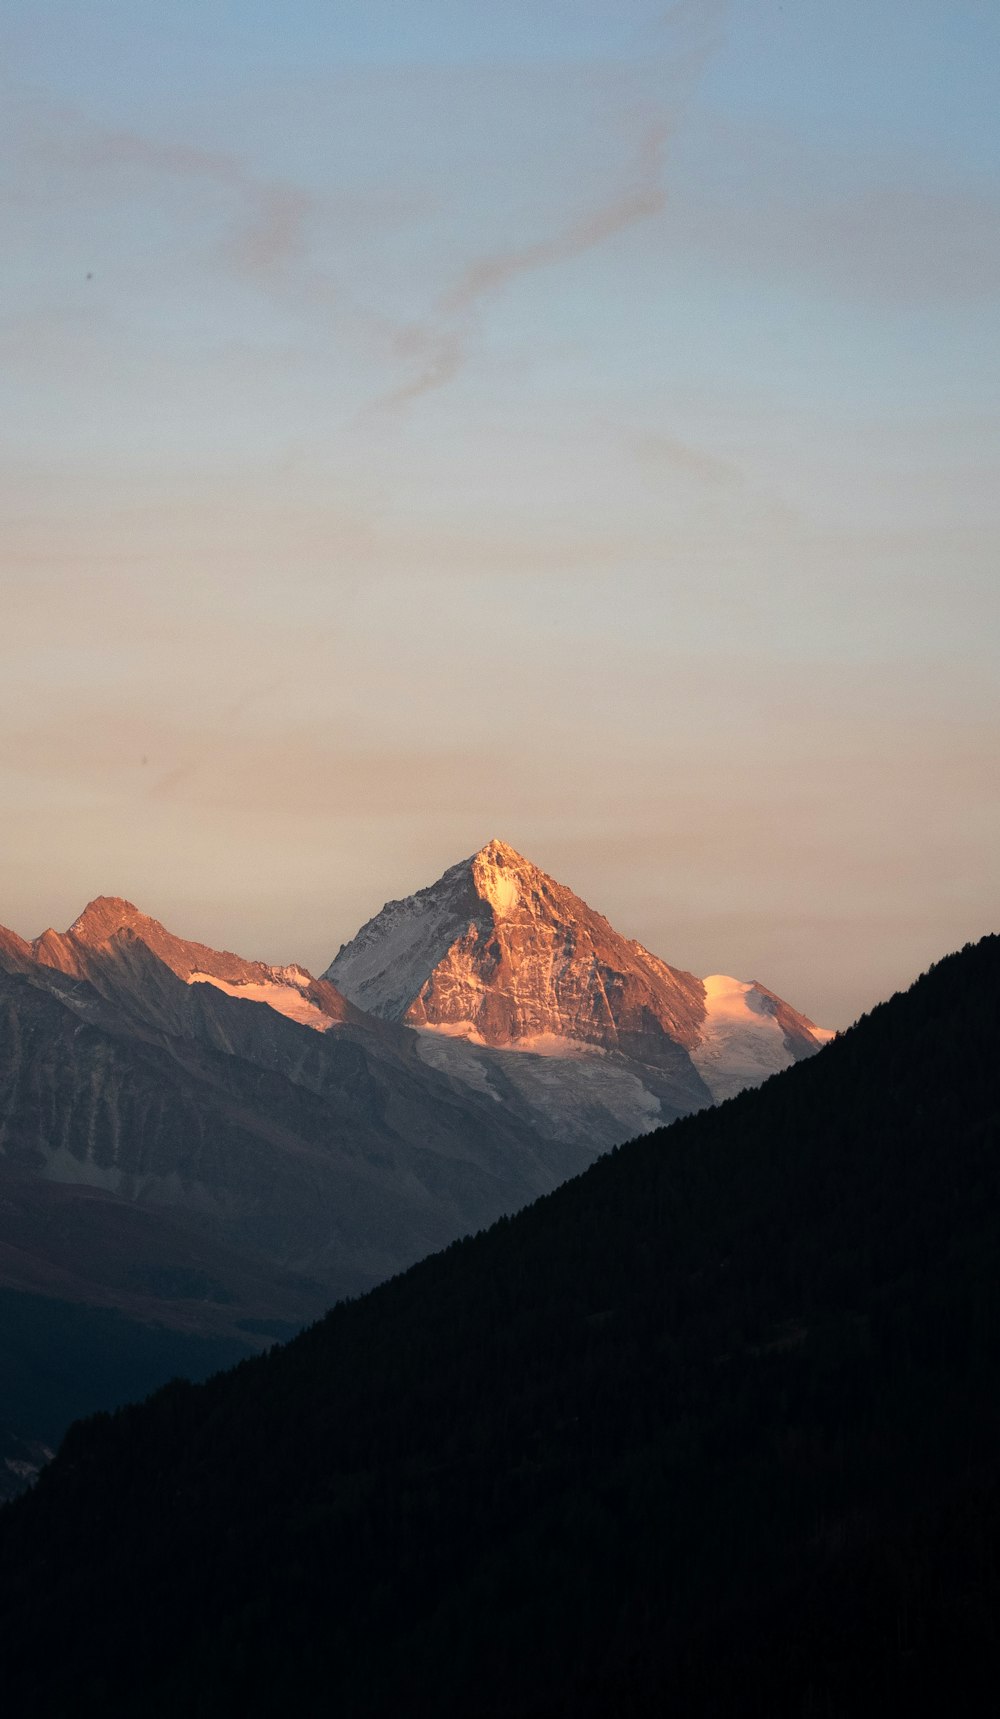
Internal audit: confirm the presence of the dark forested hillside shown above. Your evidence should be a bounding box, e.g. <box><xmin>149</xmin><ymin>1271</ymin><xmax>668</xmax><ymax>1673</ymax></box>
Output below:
<box><xmin>0</xmin><ymin>937</ymin><xmax>998</xmax><ymax>1717</ymax></box>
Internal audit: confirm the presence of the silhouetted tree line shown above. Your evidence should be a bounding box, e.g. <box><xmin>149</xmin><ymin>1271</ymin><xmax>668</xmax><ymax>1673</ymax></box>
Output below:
<box><xmin>0</xmin><ymin>937</ymin><xmax>998</xmax><ymax>1716</ymax></box>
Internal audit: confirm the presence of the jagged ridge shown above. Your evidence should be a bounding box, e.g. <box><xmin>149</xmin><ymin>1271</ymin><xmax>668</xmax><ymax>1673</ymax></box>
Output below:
<box><xmin>1</xmin><ymin>936</ymin><xmax>995</xmax><ymax>1717</ymax></box>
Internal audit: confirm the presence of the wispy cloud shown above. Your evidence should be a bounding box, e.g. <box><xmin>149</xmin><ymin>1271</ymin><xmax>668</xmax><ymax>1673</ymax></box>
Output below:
<box><xmin>70</xmin><ymin>129</ymin><xmax>316</xmax><ymax>286</ymax></box>
<box><xmin>442</xmin><ymin>123</ymin><xmax>669</xmax><ymax>316</ymax></box>
<box><xmin>632</xmin><ymin>429</ymin><xmax>742</xmax><ymax>487</ymax></box>
<box><xmin>374</xmin><ymin>327</ymin><xmax>468</xmax><ymax>413</ymax></box>
<box><xmin>16</xmin><ymin>111</ymin><xmax>419</xmax><ymax>383</ymax></box>
<box><xmin>366</xmin><ymin>122</ymin><xmax>671</xmax><ymax>415</ymax></box>
<box><xmin>369</xmin><ymin>2</ymin><xmax>731</xmax><ymax>412</ymax></box>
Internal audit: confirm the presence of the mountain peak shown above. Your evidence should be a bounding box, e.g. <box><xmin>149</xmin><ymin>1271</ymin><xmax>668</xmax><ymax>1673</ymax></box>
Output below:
<box><xmin>7</xmin><ymin>934</ymin><xmax>993</xmax><ymax>1719</ymax></box>
<box><xmin>326</xmin><ymin>842</ymin><xmax>709</xmax><ymax>1063</ymax></box>
<box><xmin>325</xmin><ymin>844</ymin><xmax>832</xmax><ymax>1102</ymax></box>
<box><xmin>31</xmin><ymin>897</ymin><xmax>357</xmax><ymax>1033</ymax></box>
<box><xmin>469</xmin><ymin>839</ymin><xmax>531</xmax><ymax>916</ymax></box>
<box><xmin>30</xmin><ymin>897</ymin><xmax>163</xmax><ymax>978</ymax></box>
<box><xmin>472</xmin><ymin>837</ymin><xmax>530</xmax><ymax>866</ymax></box>
<box><xmin>68</xmin><ymin>897</ymin><xmax>154</xmax><ymax>944</ymax></box>
<box><xmin>0</xmin><ymin>923</ymin><xmax>33</xmax><ymax>975</ymax></box>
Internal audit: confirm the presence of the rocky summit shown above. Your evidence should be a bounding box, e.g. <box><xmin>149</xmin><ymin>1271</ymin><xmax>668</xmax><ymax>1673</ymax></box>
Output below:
<box><xmin>326</xmin><ymin>838</ymin><xmax>832</xmax><ymax>1119</ymax></box>
<box><xmin>0</xmin><ymin>894</ymin><xmax>585</xmax><ymax>1335</ymax></box>
<box><xmin>0</xmin><ymin>852</ymin><xmax>833</xmax><ymax>1477</ymax></box>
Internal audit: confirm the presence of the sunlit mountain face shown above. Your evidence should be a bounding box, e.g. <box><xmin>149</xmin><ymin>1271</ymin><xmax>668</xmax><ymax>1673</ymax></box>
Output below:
<box><xmin>0</xmin><ymin>891</ymin><xmax>582</xmax><ymax>1322</ymax></box>
<box><xmin>0</xmin><ymin>849</ymin><xmax>833</xmax><ymax>1483</ymax></box>
<box><xmin>2</xmin><ymin>845</ymin><xmax>832</xmax><ymax>1250</ymax></box>
<box><xmin>2</xmin><ymin>934</ymin><xmax>996</xmax><ymax>1718</ymax></box>
<box><xmin>0</xmin><ymin>845</ymin><xmax>833</xmax><ymax>1285</ymax></box>
<box><xmin>31</xmin><ymin>894</ymin><xmax>359</xmax><ymax>1032</ymax></box>
<box><xmin>326</xmin><ymin>837</ymin><xmax>833</xmax><ymax>1125</ymax></box>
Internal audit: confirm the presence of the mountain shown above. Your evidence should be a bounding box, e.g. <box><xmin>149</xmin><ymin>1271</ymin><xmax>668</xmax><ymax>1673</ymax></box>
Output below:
<box><xmin>0</xmin><ymin>935</ymin><xmax>995</xmax><ymax>1717</ymax></box>
<box><xmin>31</xmin><ymin>894</ymin><xmax>362</xmax><ymax>1034</ymax></box>
<box><xmin>0</xmin><ymin>859</ymin><xmax>828</xmax><ymax>1482</ymax></box>
<box><xmin>326</xmin><ymin>838</ymin><xmax>832</xmax><ymax>1128</ymax></box>
<box><xmin>0</xmin><ymin>897</ymin><xmax>596</xmax><ymax>1469</ymax></box>
<box><xmin>0</xmin><ymin>898</ymin><xmax>589</xmax><ymax>1308</ymax></box>
<box><xmin>1</xmin><ymin>858</ymin><xmax>830</xmax><ymax>1320</ymax></box>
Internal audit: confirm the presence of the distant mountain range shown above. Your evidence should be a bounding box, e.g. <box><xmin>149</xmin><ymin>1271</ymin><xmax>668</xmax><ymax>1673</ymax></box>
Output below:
<box><xmin>1</xmin><ymin>934</ymin><xmax>994</xmax><ymax>1717</ymax></box>
<box><xmin>0</xmin><ymin>841</ymin><xmax>831</xmax><ymax>1471</ymax></box>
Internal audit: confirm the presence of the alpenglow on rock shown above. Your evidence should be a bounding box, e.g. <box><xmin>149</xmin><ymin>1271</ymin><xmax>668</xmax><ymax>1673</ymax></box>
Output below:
<box><xmin>0</xmin><ymin>891</ymin><xmax>590</xmax><ymax>1330</ymax></box>
<box><xmin>325</xmin><ymin>839</ymin><xmax>833</xmax><ymax>1117</ymax></box>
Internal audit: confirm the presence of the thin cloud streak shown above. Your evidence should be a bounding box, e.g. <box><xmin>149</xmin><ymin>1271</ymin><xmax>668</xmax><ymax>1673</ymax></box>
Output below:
<box><xmin>632</xmin><ymin>429</ymin><xmax>743</xmax><ymax>487</ymax></box>
<box><xmin>441</xmin><ymin>124</ymin><xmax>669</xmax><ymax>315</ymax></box>
<box><xmin>366</xmin><ymin>123</ymin><xmax>670</xmax><ymax>414</ymax></box>
<box><xmin>373</xmin><ymin>328</ymin><xmax>468</xmax><ymax>413</ymax></box>
<box><xmin>20</xmin><ymin>109</ymin><xmax>427</xmax><ymax>383</ymax></box>
<box><xmin>369</xmin><ymin>1</ymin><xmax>731</xmax><ymax>412</ymax></box>
<box><xmin>71</xmin><ymin>129</ymin><xmax>316</xmax><ymax>285</ymax></box>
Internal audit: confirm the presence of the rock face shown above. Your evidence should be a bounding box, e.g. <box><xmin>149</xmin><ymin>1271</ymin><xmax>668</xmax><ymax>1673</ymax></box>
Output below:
<box><xmin>0</xmin><ymin>900</ymin><xmax>592</xmax><ymax>1328</ymax></box>
<box><xmin>0</xmin><ymin>867</ymin><xmax>833</xmax><ymax>1335</ymax></box>
<box><xmin>328</xmin><ymin>840</ymin><xmax>706</xmax><ymax>1055</ymax></box>
<box><xmin>0</xmin><ymin>871</ymin><xmax>833</xmax><ymax>1495</ymax></box>
<box><xmin>31</xmin><ymin>896</ymin><xmax>358</xmax><ymax>1035</ymax></box>
<box><xmin>4</xmin><ymin>935</ymin><xmax>992</xmax><ymax>1719</ymax></box>
<box><xmin>326</xmin><ymin>839</ymin><xmax>833</xmax><ymax>1121</ymax></box>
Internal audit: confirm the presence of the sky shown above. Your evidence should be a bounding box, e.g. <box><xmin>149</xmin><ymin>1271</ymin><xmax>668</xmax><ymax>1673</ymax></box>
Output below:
<box><xmin>1</xmin><ymin>0</ymin><xmax>997</xmax><ymax>1026</ymax></box>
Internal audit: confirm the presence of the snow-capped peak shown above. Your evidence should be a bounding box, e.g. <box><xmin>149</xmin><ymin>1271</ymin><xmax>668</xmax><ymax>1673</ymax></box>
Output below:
<box><xmin>325</xmin><ymin>841</ymin><xmax>707</xmax><ymax>1063</ymax></box>
<box><xmin>324</xmin><ymin>842</ymin><xmax>832</xmax><ymax>1102</ymax></box>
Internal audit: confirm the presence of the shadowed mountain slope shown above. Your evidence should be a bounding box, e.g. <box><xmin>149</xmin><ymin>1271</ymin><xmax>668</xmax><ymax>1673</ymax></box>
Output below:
<box><xmin>0</xmin><ymin>900</ymin><xmax>590</xmax><ymax>1473</ymax></box>
<box><xmin>0</xmin><ymin>900</ymin><xmax>580</xmax><ymax>1492</ymax></box>
<box><xmin>0</xmin><ymin>918</ymin><xmax>581</xmax><ymax>1301</ymax></box>
<box><xmin>0</xmin><ymin>936</ymin><xmax>996</xmax><ymax>1717</ymax></box>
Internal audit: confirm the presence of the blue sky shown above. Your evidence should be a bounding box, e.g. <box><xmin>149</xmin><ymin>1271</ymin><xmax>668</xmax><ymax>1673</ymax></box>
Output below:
<box><xmin>1</xmin><ymin>1</ymin><xmax>997</xmax><ymax>1022</ymax></box>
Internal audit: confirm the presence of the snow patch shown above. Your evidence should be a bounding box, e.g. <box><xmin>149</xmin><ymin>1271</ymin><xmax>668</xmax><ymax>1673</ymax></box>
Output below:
<box><xmin>474</xmin><ymin>853</ymin><xmax>520</xmax><ymax>917</ymax></box>
<box><xmin>418</xmin><ymin>1022</ymin><xmax>597</xmax><ymax>1059</ymax></box>
<box><xmin>692</xmin><ymin>974</ymin><xmax>800</xmax><ymax>1102</ymax></box>
<box><xmin>415</xmin><ymin>1033</ymin><xmax>663</xmax><ymax>1145</ymax></box>
<box><xmin>415</xmin><ymin>1031</ymin><xmax>501</xmax><ymax>1100</ymax></box>
<box><xmin>186</xmin><ymin>972</ymin><xmax>333</xmax><ymax>1032</ymax></box>
<box><xmin>326</xmin><ymin>860</ymin><xmax>483</xmax><ymax>1018</ymax></box>
<box><xmin>418</xmin><ymin>1019</ymin><xmax>488</xmax><ymax>1045</ymax></box>
<box><xmin>511</xmin><ymin>1032</ymin><xmax>603</xmax><ymax>1059</ymax></box>
<box><xmin>703</xmin><ymin>974</ymin><xmax>759</xmax><ymax>1006</ymax></box>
